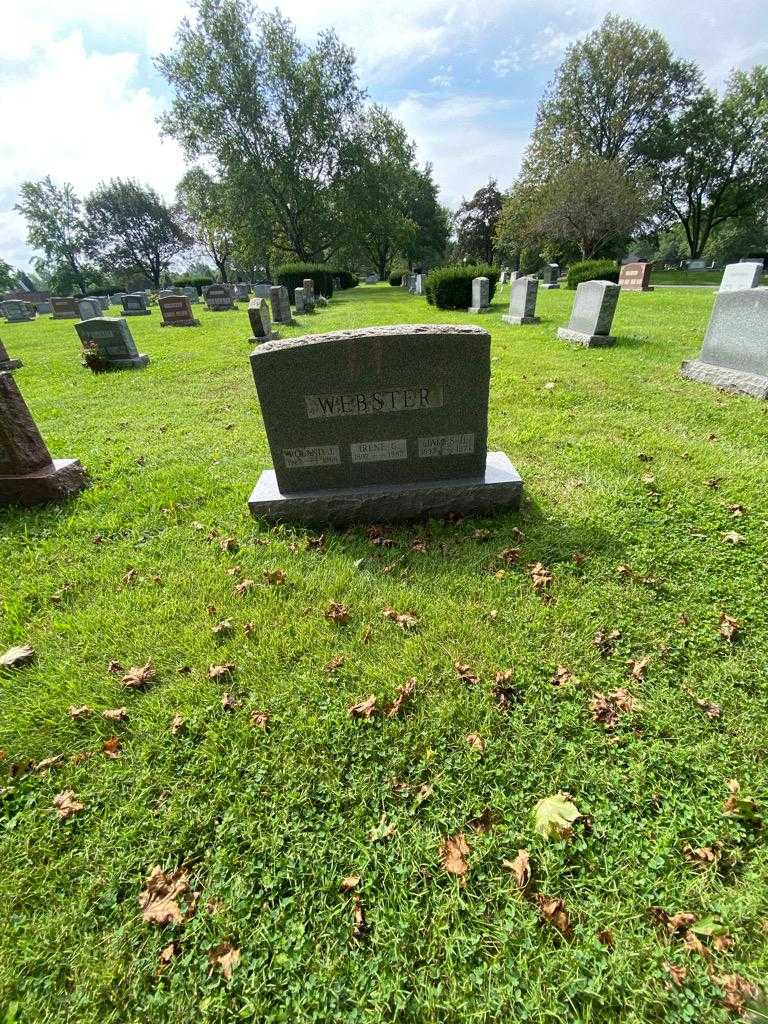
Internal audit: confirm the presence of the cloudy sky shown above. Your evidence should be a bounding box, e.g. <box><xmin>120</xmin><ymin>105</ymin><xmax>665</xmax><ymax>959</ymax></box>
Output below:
<box><xmin>2</xmin><ymin>0</ymin><xmax>766</xmax><ymax>272</ymax></box>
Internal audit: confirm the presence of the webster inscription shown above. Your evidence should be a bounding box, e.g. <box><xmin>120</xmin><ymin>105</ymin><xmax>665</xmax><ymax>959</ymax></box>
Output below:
<box><xmin>305</xmin><ymin>384</ymin><xmax>444</xmax><ymax>420</ymax></box>
<box><xmin>351</xmin><ymin>439</ymin><xmax>407</xmax><ymax>463</ymax></box>
<box><xmin>283</xmin><ymin>444</ymin><xmax>341</xmax><ymax>468</ymax></box>
<box><xmin>418</xmin><ymin>433</ymin><xmax>475</xmax><ymax>458</ymax></box>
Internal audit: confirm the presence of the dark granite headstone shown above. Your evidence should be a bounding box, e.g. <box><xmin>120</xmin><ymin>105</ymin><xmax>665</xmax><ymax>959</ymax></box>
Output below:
<box><xmin>619</xmin><ymin>262</ymin><xmax>653</xmax><ymax>292</ymax></box>
<box><xmin>75</xmin><ymin>317</ymin><xmax>149</xmax><ymax>370</ymax></box>
<box><xmin>681</xmin><ymin>288</ymin><xmax>768</xmax><ymax>398</ymax></box>
<box><xmin>720</xmin><ymin>262</ymin><xmax>762</xmax><ymax>292</ymax></box>
<box><xmin>50</xmin><ymin>297</ymin><xmax>79</xmax><ymax>319</ymax></box>
<box><xmin>5</xmin><ymin>300</ymin><xmax>36</xmax><ymax>323</ymax></box>
<box><xmin>248</xmin><ymin>297</ymin><xmax>274</xmax><ymax>343</ymax></box>
<box><xmin>235</xmin><ymin>283</ymin><xmax>250</xmax><ymax>300</ymax></box>
<box><xmin>183</xmin><ymin>286</ymin><xmax>199</xmax><ymax>304</ymax></box>
<box><xmin>557</xmin><ymin>280</ymin><xmax>620</xmax><ymax>347</ymax></box>
<box><xmin>78</xmin><ymin>297</ymin><xmax>102</xmax><ymax>320</ymax></box>
<box><xmin>503</xmin><ymin>276</ymin><xmax>539</xmax><ymax>325</ymax></box>
<box><xmin>0</xmin><ymin>338</ymin><xmax>22</xmax><ymax>371</ymax></box>
<box><xmin>269</xmin><ymin>285</ymin><xmax>293</xmax><ymax>326</ymax></box>
<box><xmin>254</xmin><ymin>284</ymin><xmax>272</xmax><ymax>299</ymax></box>
<box><xmin>121</xmin><ymin>293</ymin><xmax>151</xmax><ymax>316</ymax></box>
<box><xmin>0</xmin><ymin>371</ymin><xmax>88</xmax><ymax>505</ymax></box>
<box><xmin>247</xmin><ymin>324</ymin><xmax>522</xmax><ymax>523</ymax></box>
<box><xmin>541</xmin><ymin>264</ymin><xmax>560</xmax><ymax>289</ymax></box>
<box><xmin>206</xmin><ymin>284</ymin><xmax>235</xmax><ymax>311</ymax></box>
<box><xmin>158</xmin><ymin>294</ymin><xmax>200</xmax><ymax>327</ymax></box>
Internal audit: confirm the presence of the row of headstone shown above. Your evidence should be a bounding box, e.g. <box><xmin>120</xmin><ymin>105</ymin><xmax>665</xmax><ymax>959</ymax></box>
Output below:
<box><xmin>682</xmin><ymin>287</ymin><xmax>768</xmax><ymax>399</ymax></box>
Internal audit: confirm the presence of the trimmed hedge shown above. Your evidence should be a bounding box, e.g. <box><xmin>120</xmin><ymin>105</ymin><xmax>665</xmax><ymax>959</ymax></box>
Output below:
<box><xmin>332</xmin><ymin>270</ymin><xmax>359</xmax><ymax>290</ymax></box>
<box><xmin>424</xmin><ymin>264</ymin><xmax>500</xmax><ymax>310</ymax></box>
<box><xmin>277</xmin><ymin>263</ymin><xmax>335</xmax><ymax>302</ymax></box>
<box><xmin>174</xmin><ymin>275</ymin><xmax>215</xmax><ymax>289</ymax></box>
<box><xmin>566</xmin><ymin>260</ymin><xmax>619</xmax><ymax>289</ymax></box>
<box><xmin>389</xmin><ymin>272</ymin><xmax>403</xmax><ymax>286</ymax></box>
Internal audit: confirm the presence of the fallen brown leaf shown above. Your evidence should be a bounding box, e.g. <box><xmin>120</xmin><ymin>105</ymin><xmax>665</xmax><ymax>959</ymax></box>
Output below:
<box><xmin>34</xmin><ymin>753</ymin><xmax>65</xmax><ymax>772</ymax></box>
<box><xmin>382</xmin><ymin>606</ymin><xmax>419</xmax><ymax>630</ymax></box>
<box><xmin>208</xmin><ymin>663</ymin><xmax>235</xmax><ymax>680</ymax></box>
<box><xmin>712</xmin><ymin>973</ymin><xmax>760</xmax><ymax>1014</ymax></box>
<box><xmin>0</xmin><ymin>644</ymin><xmax>35</xmax><ymax>670</ymax></box>
<box><xmin>103</xmin><ymin>736</ymin><xmax>121</xmax><ymax>758</ymax></box>
<box><xmin>503</xmin><ymin>849</ymin><xmax>532</xmax><ymax>891</ymax></box>
<box><xmin>219</xmin><ymin>536</ymin><xmax>238</xmax><ymax>552</ymax></box>
<box><xmin>728</xmin><ymin>503</ymin><xmax>745</xmax><ymax>518</ymax></box>
<box><xmin>53</xmin><ymin>790</ymin><xmax>84</xmax><ymax>820</ymax></box>
<box><xmin>159</xmin><ymin>941</ymin><xmax>179</xmax><ymax>965</ymax></box>
<box><xmin>386</xmin><ymin>678</ymin><xmax>416</xmax><ymax>717</ymax></box>
<box><xmin>527</xmin><ymin>562</ymin><xmax>553</xmax><ymax>593</ymax></box>
<box><xmin>663</xmin><ymin>962</ymin><xmax>687</xmax><ymax>987</ymax></box>
<box><xmin>454</xmin><ymin>662</ymin><xmax>480</xmax><ymax>685</ymax></box>
<box><xmin>649</xmin><ymin>907</ymin><xmax>697</xmax><ymax>935</ymax></box>
<box><xmin>552</xmin><ymin>665</ymin><xmax>578</xmax><ymax>686</ymax></box>
<box><xmin>324</xmin><ymin>656</ymin><xmax>344</xmax><ymax>673</ymax></box>
<box><xmin>597</xmin><ymin>928</ymin><xmax>614</xmax><ymax>947</ymax></box>
<box><xmin>212</xmin><ymin>618</ymin><xmax>233</xmax><ymax>637</ymax></box>
<box><xmin>103</xmin><ymin>707</ymin><xmax>128</xmax><ymax>722</ymax></box>
<box><xmin>68</xmin><ymin>705</ymin><xmax>93</xmax><ymax>720</ymax></box>
<box><xmin>340</xmin><ymin>875</ymin><xmax>360</xmax><ymax>893</ymax></box>
<box><xmin>467</xmin><ymin>807</ymin><xmax>497</xmax><ymax>833</ymax></box>
<box><xmin>107</xmin><ymin>660</ymin><xmax>124</xmax><ymax>675</ymax></box>
<box><xmin>234</xmin><ymin>578</ymin><xmax>255</xmax><ymax>596</ymax></box>
<box><xmin>139</xmin><ymin>866</ymin><xmax>192</xmax><ymax>926</ymax></box>
<box><xmin>722</xmin><ymin>531</ymin><xmax>745</xmax><ymax>546</ymax></box>
<box><xmin>594</xmin><ymin>628</ymin><xmax>622</xmax><ymax>657</ymax></box>
<box><xmin>208</xmin><ymin>941</ymin><xmax>240</xmax><ymax>980</ymax></box>
<box><xmin>170</xmin><ymin>714</ymin><xmax>185</xmax><ymax>735</ymax></box>
<box><xmin>536</xmin><ymin>895</ymin><xmax>573</xmax><ymax>939</ymax></box>
<box><xmin>497</xmin><ymin>546</ymin><xmax>521</xmax><ymax>565</ymax></box>
<box><xmin>719</xmin><ymin>613</ymin><xmax>740</xmax><ymax>643</ymax></box>
<box><xmin>122</xmin><ymin>662</ymin><xmax>155</xmax><ymax>689</ymax></box>
<box><xmin>351</xmin><ymin>895</ymin><xmax>369</xmax><ymax>940</ymax></box>
<box><xmin>683</xmin><ymin>844</ymin><xmax>719</xmax><ymax>867</ymax></box>
<box><xmin>263</xmin><ymin>569</ymin><xmax>287</xmax><ymax>585</ymax></box>
<box><xmin>466</xmin><ymin>733</ymin><xmax>485</xmax><ymax>752</ymax></box>
<box><xmin>249</xmin><ymin>711</ymin><xmax>270</xmax><ymax>730</ymax></box>
<box><xmin>440</xmin><ymin>833</ymin><xmax>470</xmax><ymax>876</ymax></box>
<box><xmin>221</xmin><ymin>693</ymin><xmax>236</xmax><ymax>710</ymax></box>
<box><xmin>628</xmin><ymin>656</ymin><xmax>650</xmax><ymax>682</ymax></box>
<box><xmin>349</xmin><ymin>695</ymin><xmax>377</xmax><ymax>718</ymax></box>
<box><xmin>493</xmin><ymin>669</ymin><xmax>517</xmax><ymax>710</ymax></box>
<box><xmin>325</xmin><ymin>601</ymin><xmax>350</xmax><ymax>624</ymax></box>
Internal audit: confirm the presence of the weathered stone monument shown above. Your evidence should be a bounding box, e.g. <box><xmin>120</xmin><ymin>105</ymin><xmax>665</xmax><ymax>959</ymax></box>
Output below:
<box><xmin>110</xmin><ymin>293</ymin><xmax>126</xmax><ymax>308</ymax></box>
<box><xmin>254</xmin><ymin>283</ymin><xmax>272</xmax><ymax>299</ymax></box>
<box><xmin>414</xmin><ymin>273</ymin><xmax>424</xmax><ymax>296</ymax></box>
<box><xmin>247</xmin><ymin>324</ymin><xmax>522</xmax><ymax>523</ymax></box>
<box><xmin>205</xmin><ymin>284</ymin><xmax>236</xmax><ymax>311</ymax></box>
<box><xmin>0</xmin><ymin>338</ymin><xmax>22</xmax><ymax>371</ymax></box>
<box><xmin>468</xmin><ymin>276</ymin><xmax>491</xmax><ymax>314</ymax></box>
<box><xmin>121</xmin><ymin>293</ymin><xmax>151</xmax><ymax>316</ymax></box>
<box><xmin>681</xmin><ymin>288</ymin><xmax>768</xmax><ymax>399</ymax></box>
<box><xmin>235</xmin><ymin>283</ymin><xmax>250</xmax><ymax>301</ymax></box>
<box><xmin>0</xmin><ymin>371</ymin><xmax>88</xmax><ymax>506</ymax></box>
<box><xmin>51</xmin><ymin>297</ymin><xmax>79</xmax><ymax>319</ymax></box>
<box><xmin>248</xmin><ymin>297</ymin><xmax>274</xmax><ymax>344</ymax></box>
<box><xmin>270</xmin><ymin>285</ymin><xmax>293</xmax><ymax>326</ymax></box>
<box><xmin>502</xmin><ymin>276</ymin><xmax>540</xmax><ymax>325</ymax></box>
<box><xmin>619</xmin><ymin>262</ymin><xmax>653</xmax><ymax>292</ymax></box>
<box><xmin>294</xmin><ymin>287</ymin><xmax>307</xmax><ymax>314</ymax></box>
<box><xmin>541</xmin><ymin>264</ymin><xmax>560</xmax><ymax>289</ymax></box>
<box><xmin>96</xmin><ymin>295</ymin><xmax>110</xmax><ymax>311</ymax></box>
<box><xmin>183</xmin><ymin>286</ymin><xmax>199</xmax><ymax>304</ymax></box>
<box><xmin>36</xmin><ymin>300</ymin><xmax>51</xmax><ymax>315</ymax></box>
<box><xmin>158</xmin><ymin>294</ymin><xmax>200</xmax><ymax>327</ymax></box>
<box><xmin>302</xmin><ymin>278</ymin><xmax>316</xmax><ymax>311</ymax></box>
<box><xmin>78</xmin><ymin>297</ymin><xmax>102</xmax><ymax>320</ymax></box>
<box><xmin>75</xmin><ymin>318</ymin><xmax>150</xmax><ymax>370</ymax></box>
<box><xmin>4</xmin><ymin>300</ymin><xmax>36</xmax><ymax>323</ymax></box>
<box><xmin>557</xmin><ymin>280</ymin><xmax>620</xmax><ymax>347</ymax></box>
<box><xmin>719</xmin><ymin>261</ymin><xmax>762</xmax><ymax>292</ymax></box>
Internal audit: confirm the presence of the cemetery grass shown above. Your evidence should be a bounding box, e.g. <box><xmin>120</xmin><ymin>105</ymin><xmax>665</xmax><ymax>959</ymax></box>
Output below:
<box><xmin>1</xmin><ymin>284</ymin><xmax>767</xmax><ymax>1024</ymax></box>
<box><xmin>651</xmin><ymin>269</ymin><xmax>768</xmax><ymax>287</ymax></box>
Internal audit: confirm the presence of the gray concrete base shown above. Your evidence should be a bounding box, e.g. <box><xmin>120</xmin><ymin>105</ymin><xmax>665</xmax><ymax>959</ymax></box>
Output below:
<box><xmin>542</xmin><ymin>284</ymin><xmax>560</xmax><ymax>289</ymax></box>
<box><xmin>83</xmin><ymin>355</ymin><xmax>150</xmax><ymax>370</ymax></box>
<box><xmin>502</xmin><ymin>315</ymin><xmax>540</xmax><ymax>325</ymax></box>
<box><xmin>50</xmin><ymin>314</ymin><xmax>78</xmax><ymax>319</ymax></box>
<box><xmin>0</xmin><ymin>359</ymin><xmax>22</xmax><ymax>371</ymax></box>
<box><xmin>249</xmin><ymin>333</ymin><xmax>279</xmax><ymax>345</ymax></box>
<box><xmin>161</xmin><ymin>320</ymin><xmax>200</xmax><ymax>327</ymax></box>
<box><xmin>468</xmin><ymin>306</ymin><xmax>492</xmax><ymax>314</ymax></box>
<box><xmin>557</xmin><ymin>327</ymin><xmax>615</xmax><ymax>347</ymax></box>
<box><xmin>122</xmin><ymin>310</ymin><xmax>151</xmax><ymax>316</ymax></box>
<box><xmin>248</xmin><ymin>451</ymin><xmax>523</xmax><ymax>525</ymax></box>
<box><xmin>0</xmin><ymin>459</ymin><xmax>89</xmax><ymax>506</ymax></box>
<box><xmin>681</xmin><ymin>359</ymin><xmax>768</xmax><ymax>399</ymax></box>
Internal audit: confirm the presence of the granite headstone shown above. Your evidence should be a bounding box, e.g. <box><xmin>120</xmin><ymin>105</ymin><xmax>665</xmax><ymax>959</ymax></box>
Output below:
<box><xmin>619</xmin><ymin>262</ymin><xmax>653</xmax><ymax>292</ymax></box>
<box><xmin>206</xmin><ymin>284</ymin><xmax>236</xmax><ymax>311</ymax></box>
<box><xmin>541</xmin><ymin>264</ymin><xmax>560</xmax><ymax>289</ymax></box>
<box><xmin>248</xmin><ymin>297</ymin><xmax>274</xmax><ymax>344</ymax></box>
<box><xmin>502</xmin><ymin>276</ymin><xmax>540</xmax><ymax>325</ymax></box>
<box><xmin>4</xmin><ymin>300</ymin><xmax>36</xmax><ymax>323</ymax></box>
<box><xmin>294</xmin><ymin>287</ymin><xmax>307</xmax><ymax>314</ymax></box>
<box><xmin>557</xmin><ymin>280</ymin><xmax>620</xmax><ymax>347</ymax></box>
<box><xmin>75</xmin><ymin>317</ymin><xmax>150</xmax><ymax>370</ymax></box>
<box><xmin>468</xmin><ymin>276</ymin><xmax>491</xmax><ymax>314</ymax></box>
<box><xmin>720</xmin><ymin>261</ymin><xmax>762</xmax><ymax>292</ymax></box>
<box><xmin>78</xmin><ymin>298</ymin><xmax>102</xmax><ymax>320</ymax></box>
<box><xmin>50</xmin><ymin>297</ymin><xmax>80</xmax><ymax>319</ymax></box>
<box><xmin>159</xmin><ymin>294</ymin><xmax>200</xmax><ymax>327</ymax></box>
<box><xmin>0</xmin><ymin>338</ymin><xmax>22</xmax><ymax>371</ymax></box>
<box><xmin>183</xmin><ymin>286</ymin><xmax>199</xmax><ymax>304</ymax></box>
<box><xmin>122</xmin><ymin>293</ymin><xmax>151</xmax><ymax>316</ymax></box>
<box><xmin>681</xmin><ymin>288</ymin><xmax>768</xmax><ymax>398</ymax></box>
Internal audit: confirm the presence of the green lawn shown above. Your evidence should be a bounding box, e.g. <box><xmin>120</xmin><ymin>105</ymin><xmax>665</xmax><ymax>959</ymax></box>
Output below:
<box><xmin>650</xmin><ymin>268</ymin><xmax>767</xmax><ymax>287</ymax></box>
<box><xmin>1</xmin><ymin>282</ymin><xmax>767</xmax><ymax>1023</ymax></box>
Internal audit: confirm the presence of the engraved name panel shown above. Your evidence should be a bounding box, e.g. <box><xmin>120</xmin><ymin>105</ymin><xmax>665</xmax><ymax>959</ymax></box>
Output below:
<box><xmin>283</xmin><ymin>445</ymin><xmax>341</xmax><ymax>468</ymax></box>
<box><xmin>350</xmin><ymin>439</ymin><xmax>407</xmax><ymax>463</ymax></box>
<box><xmin>418</xmin><ymin>433</ymin><xmax>475</xmax><ymax>457</ymax></box>
<box><xmin>305</xmin><ymin>385</ymin><xmax>444</xmax><ymax>420</ymax></box>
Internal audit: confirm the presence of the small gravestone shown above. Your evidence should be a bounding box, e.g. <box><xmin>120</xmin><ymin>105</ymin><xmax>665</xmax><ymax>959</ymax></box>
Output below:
<box><xmin>183</xmin><ymin>286</ymin><xmax>199</xmax><ymax>304</ymax></box>
<box><xmin>75</xmin><ymin>317</ymin><xmax>149</xmax><ymax>371</ymax></box>
<box><xmin>365</xmin><ymin>274</ymin><xmax>379</xmax><ymax>284</ymax></box>
<box><xmin>681</xmin><ymin>288</ymin><xmax>768</xmax><ymax>399</ymax></box>
<box><xmin>110</xmin><ymin>293</ymin><xmax>126</xmax><ymax>308</ymax></box>
<box><xmin>247</xmin><ymin>324</ymin><xmax>522</xmax><ymax>524</ymax></box>
<box><xmin>557</xmin><ymin>280</ymin><xmax>620</xmax><ymax>347</ymax></box>
<box><xmin>78</xmin><ymin>298</ymin><xmax>102</xmax><ymax>320</ymax></box>
<box><xmin>333</xmin><ymin>276</ymin><xmax>341</xmax><ymax>291</ymax></box>
<box><xmin>541</xmin><ymin>264</ymin><xmax>560</xmax><ymax>289</ymax></box>
<box><xmin>502</xmin><ymin>276</ymin><xmax>540</xmax><ymax>325</ymax></box>
<box><xmin>0</xmin><ymin>371</ymin><xmax>88</xmax><ymax>506</ymax></box>
<box><xmin>50</xmin><ymin>297</ymin><xmax>79</xmax><ymax>319</ymax></box>
<box><xmin>36</xmin><ymin>300</ymin><xmax>51</xmax><ymax>314</ymax></box>
<box><xmin>509</xmin><ymin>271</ymin><xmax>522</xmax><ymax>283</ymax></box>
<box><xmin>414</xmin><ymin>274</ymin><xmax>424</xmax><ymax>296</ymax></box>
<box><xmin>122</xmin><ymin>293</ymin><xmax>151</xmax><ymax>316</ymax></box>
<box><xmin>206</xmin><ymin>283</ymin><xmax>236</xmax><ymax>311</ymax></box>
<box><xmin>4</xmin><ymin>300</ymin><xmax>36</xmax><ymax>323</ymax></box>
<box><xmin>254</xmin><ymin>283</ymin><xmax>272</xmax><ymax>299</ymax></box>
<box><xmin>270</xmin><ymin>285</ymin><xmax>293</xmax><ymax>326</ymax></box>
<box><xmin>0</xmin><ymin>338</ymin><xmax>22</xmax><ymax>371</ymax></box>
<box><xmin>158</xmin><ymin>289</ymin><xmax>176</xmax><ymax>299</ymax></box>
<box><xmin>619</xmin><ymin>262</ymin><xmax>653</xmax><ymax>292</ymax></box>
<box><xmin>159</xmin><ymin>294</ymin><xmax>200</xmax><ymax>327</ymax></box>
<box><xmin>248</xmin><ymin>297</ymin><xmax>274</xmax><ymax>343</ymax></box>
<box><xmin>235</xmin><ymin>283</ymin><xmax>250</xmax><ymax>300</ymax></box>
<box><xmin>302</xmin><ymin>278</ymin><xmax>316</xmax><ymax>311</ymax></box>
<box><xmin>720</xmin><ymin>261</ymin><xmax>762</xmax><ymax>292</ymax></box>
<box><xmin>294</xmin><ymin>287</ymin><xmax>307</xmax><ymax>314</ymax></box>
<box><xmin>468</xmin><ymin>276</ymin><xmax>491</xmax><ymax>314</ymax></box>
<box><xmin>97</xmin><ymin>295</ymin><xmax>110</xmax><ymax>311</ymax></box>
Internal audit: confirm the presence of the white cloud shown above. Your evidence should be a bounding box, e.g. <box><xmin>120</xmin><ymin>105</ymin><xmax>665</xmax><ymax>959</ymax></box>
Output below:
<box><xmin>493</xmin><ymin>50</ymin><xmax>522</xmax><ymax>77</ymax></box>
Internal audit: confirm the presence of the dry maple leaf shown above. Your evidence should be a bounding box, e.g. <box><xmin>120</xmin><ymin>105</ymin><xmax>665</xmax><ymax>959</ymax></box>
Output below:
<box><xmin>208</xmin><ymin>663</ymin><xmax>235</xmax><ymax>680</ymax></box>
<box><xmin>68</xmin><ymin>705</ymin><xmax>93</xmax><ymax>720</ymax></box>
<box><xmin>591</xmin><ymin>688</ymin><xmax>640</xmax><ymax>729</ymax></box>
<box><xmin>712</xmin><ymin>973</ymin><xmax>760</xmax><ymax>1014</ymax></box>
<box><xmin>349</xmin><ymin>694</ymin><xmax>377</xmax><ymax>718</ymax></box>
<box><xmin>159</xmin><ymin>941</ymin><xmax>179</xmax><ymax>965</ymax></box>
<box><xmin>527</xmin><ymin>562</ymin><xmax>553</xmax><ymax>592</ymax></box>
<box><xmin>170</xmin><ymin>714</ymin><xmax>185</xmax><ymax>735</ymax></box>
<box><xmin>628</xmin><ymin>656</ymin><xmax>650</xmax><ymax>682</ymax></box>
<box><xmin>69</xmin><ymin>751</ymin><xmax>93</xmax><ymax>765</ymax></box>
<box><xmin>440</xmin><ymin>833</ymin><xmax>470</xmax><ymax>876</ymax></box>
<box><xmin>552</xmin><ymin>666</ymin><xmax>578</xmax><ymax>686</ymax></box>
<box><xmin>386</xmin><ymin>678</ymin><xmax>416</xmax><ymax>718</ymax></box>
<box><xmin>493</xmin><ymin>669</ymin><xmax>517</xmax><ymax>710</ymax></box>
<box><xmin>597</xmin><ymin>928</ymin><xmax>614</xmax><ymax>948</ymax></box>
<box><xmin>219</xmin><ymin>536</ymin><xmax>238</xmax><ymax>553</ymax></box>
<box><xmin>467</xmin><ymin>807</ymin><xmax>497</xmax><ymax>833</ymax></box>
<box><xmin>594</xmin><ymin>628</ymin><xmax>621</xmax><ymax>657</ymax></box>
<box><xmin>208</xmin><ymin>942</ymin><xmax>240</xmax><ymax>980</ymax></box>
<box><xmin>53</xmin><ymin>790</ymin><xmax>84</xmax><ymax>820</ymax></box>
<box><xmin>249</xmin><ymin>711</ymin><xmax>270</xmax><ymax>730</ymax></box>
<box><xmin>722</xmin><ymin>779</ymin><xmax>760</xmax><ymax>821</ymax></box>
<box><xmin>212</xmin><ymin>619</ymin><xmax>233</xmax><ymax>637</ymax></box>
<box><xmin>536</xmin><ymin>895</ymin><xmax>573</xmax><ymax>939</ymax></box>
<box><xmin>103</xmin><ymin>707</ymin><xmax>128</xmax><ymax>722</ymax></box>
<box><xmin>454</xmin><ymin>662</ymin><xmax>480</xmax><ymax>685</ymax></box>
<box><xmin>497</xmin><ymin>546</ymin><xmax>521</xmax><ymax>565</ymax></box>
<box><xmin>324</xmin><ymin>656</ymin><xmax>344</xmax><ymax>673</ymax></box>
<box><xmin>649</xmin><ymin>907</ymin><xmax>697</xmax><ymax>935</ymax></box>
<box><xmin>534</xmin><ymin>793</ymin><xmax>581</xmax><ymax>839</ymax></box>
<box><xmin>340</xmin><ymin>875</ymin><xmax>360</xmax><ymax>893</ymax></box>
<box><xmin>382</xmin><ymin>606</ymin><xmax>419</xmax><ymax>630</ymax></box>
<box><xmin>103</xmin><ymin>737</ymin><xmax>121</xmax><ymax>758</ymax></box>
<box><xmin>663</xmin><ymin>962</ymin><xmax>687</xmax><ymax>987</ymax></box>
<box><xmin>728</xmin><ymin>503</ymin><xmax>745</xmax><ymax>518</ymax></box>
<box><xmin>466</xmin><ymin>733</ymin><xmax>485</xmax><ymax>752</ymax></box>
<box><xmin>683</xmin><ymin>844</ymin><xmax>719</xmax><ymax>867</ymax></box>
<box><xmin>719</xmin><ymin>613</ymin><xmax>740</xmax><ymax>643</ymax></box>
<box><xmin>139</xmin><ymin>866</ymin><xmax>192</xmax><ymax>926</ymax></box>
<box><xmin>722</xmin><ymin>531</ymin><xmax>745</xmax><ymax>546</ymax></box>
<box><xmin>351</xmin><ymin>895</ymin><xmax>369</xmax><ymax>940</ymax></box>
<box><xmin>0</xmin><ymin>644</ymin><xmax>35</xmax><ymax>670</ymax></box>
<box><xmin>263</xmin><ymin>569</ymin><xmax>287</xmax><ymax>585</ymax></box>
<box><xmin>503</xmin><ymin>849</ymin><xmax>532</xmax><ymax>891</ymax></box>
<box><xmin>325</xmin><ymin>601</ymin><xmax>350</xmax><ymax>624</ymax></box>
<box><xmin>234</xmin><ymin>579</ymin><xmax>255</xmax><ymax>597</ymax></box>
<box><xmin>34</xmin><ymin>753</ymin><xmax>65</xmax><ymax>772</ymax></box>
<box><xmin>221</xmin><ymin>693</ymin><xmax>236</xmax><ymax>711</ymax></box>
<box><xmin>122</xmin><ymin>662</ymin><xmax>155</xmax><ymax>689</ymax></box>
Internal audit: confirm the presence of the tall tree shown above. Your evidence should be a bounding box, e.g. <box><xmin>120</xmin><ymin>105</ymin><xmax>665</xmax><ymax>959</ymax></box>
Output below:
<box><xmin>454</xmin><ymin>180</ymin><xmax>503</xmax><ymax>264</ymax></box>
<box><xmin>176</xmin><ymin>168</ymin><xmax>235</xmax><ymax>281</ymax></box>
<box><xmin>0</xmin><ymin>259</ymin><xmax>17</xmax><ymax>291</ymax></box>
<box><xmin>403</xmin><ymin>165</ymin><xmax>450</xmax><ymax>271</ymax></box>
<box><xmin>85</xmin><ymin>179</ymin><xmax>189</xmax><ymax>287</ymax></box>
<box><xmin>523</xmin><ymin>15</ymin><xmax>700</xmax><ymax>178</ymax></box>
<box><xmin>649</xmin><ymin>67</ymin><xmax>768</xmax><ymax>258</ymax></box>
<box><xmin>157</xmin><ymin>0</ymin><xmax>364</xmax><ymax>262</ymax></box>
<box><xmin>15</xmin><ymin>177</ymin><xmax>90</xmax><ymax>294</ymax></box>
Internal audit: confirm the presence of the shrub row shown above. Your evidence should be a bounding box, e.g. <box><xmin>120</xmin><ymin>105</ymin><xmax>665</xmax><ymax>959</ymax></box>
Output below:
<box><xmin>424</xmin><ymin>264</ymin><xmax>500</xmax><ymax>310</ymax></box>
<box><xmin>389</xmin><ymin>272</ymin><xmax>403</xmax><ymax>286</ymax></box>
<box><xmin>566</xmin><ymin>260</ymin><xmax>619</xmax><ymax>289</ymax></box>
<box><xmin>276</xmin><ymin>263</ymin><xmax>336</xmax><ymax>302</ymax></box>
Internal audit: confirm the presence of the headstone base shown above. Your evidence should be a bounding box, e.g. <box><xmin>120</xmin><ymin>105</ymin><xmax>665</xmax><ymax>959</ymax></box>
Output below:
<box><xmin>502</xmin><ymin>315</ymin><xmax>540</xmax><ymax>326</ymax></box>
<box><xmin>468</xmin><ymin>305</ymin><xmax>492</xmax><ymax>314</ymax></box>
<box><xmin>680</xmin><ymin>359</ymin><xmax>768</xmax><ymax>399</ymax></box>
<box><xmin>50</xmin><ymin>313</ymin><xmax>78</xmax><ymax>319</ymax></box>
<box><xmin>161</xmin><ymin>319</ymin><xmax>200</xmax><ymax>327</ymax></box>
<box><xmin>542</xmin><ymin>284</ymin><xmax>560</xmax><ymax>290</ymax></box>
<box><xmin>0</xmin><ymin>459</ymin><xmax>88</xmax><ymax>507</ymax></box>
<box><xmin>82</xmin><ymin>354</ymin><xmax>150</xmax><ymax>371</ymax></box>
<box><xmin>556</xmin><ymin>327</ymin><xmax>615</xmax><ymax>347</ymax></box>
<box><xmin>249</xmin><ymin>333</ymin><xmax>279</xmax><ymax>344</ymax></box>
<box><xmin>248</xmin><ymin>451</ymin><xmax>522</xmax><ymax>525</ymax></box>
<box><xmin>0</xmin><ymin>359</ymin><xmax>22</xmax><ymax>371</ymax></box>
<box><xmin>123</xmin><ymin>309</ymin><xmax>151</xmax><ymax>316</ymax></box>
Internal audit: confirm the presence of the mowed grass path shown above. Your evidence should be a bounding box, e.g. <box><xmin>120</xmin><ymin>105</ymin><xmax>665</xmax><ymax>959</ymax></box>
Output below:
<box><xmin>1</xmin><ymin>283</ymin><xmax>767</xmax><ymax>1023</ymax></box>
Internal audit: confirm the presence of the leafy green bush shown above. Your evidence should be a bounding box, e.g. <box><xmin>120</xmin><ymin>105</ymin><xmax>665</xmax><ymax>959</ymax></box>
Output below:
<box><xmin>332</xmin><ymin>270</ymin><xmax>358</xmax><ymax>290</ymax></box>
<box><xmin>566</xmin><ymin>260</ymin><xmax>619</xmax><ymax>289</ymax></box>
<box><xmin>424</xmin><ymin>264</ymin><xmax>499</xmax><ymax>309</ymax></box>
<box><xmin>174</xmin><ymin>275</ymin><xmax>214</xmax><ymax>289</ymax></box>
<box><xmin>277</xmin><ymin>263</ymin><xmax>336</xmax><ymax>302</ymax></box>
<box><xmin>389</xmin><ymin>272</ymin><xmax>403</xmax><ymax>286</ymax></box>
